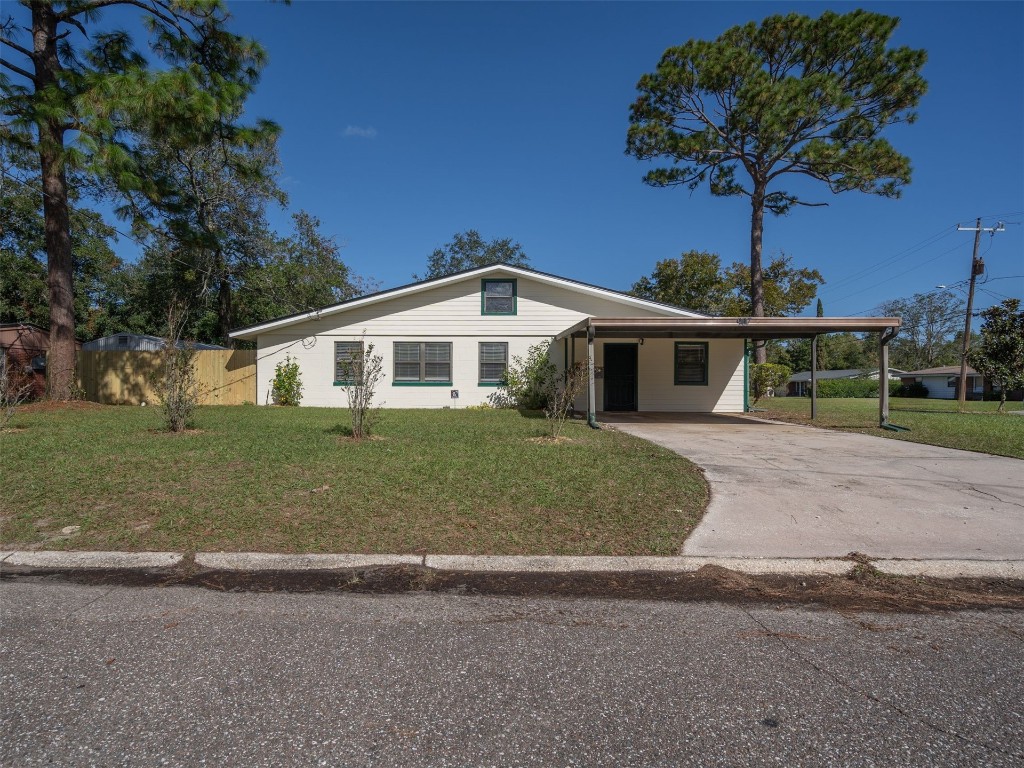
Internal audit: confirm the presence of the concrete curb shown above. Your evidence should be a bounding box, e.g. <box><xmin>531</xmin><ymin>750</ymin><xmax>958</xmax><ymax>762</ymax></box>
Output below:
<box><xmin>3</xmin><ymin>551</ymin><xmax>183</xmax><ymax>569</ymax></box>
<box><xmin>194</xmin><ymin>553</ymin><xmax>422</xmax><ymax>571</ymax></box>
<box><xmin>423</xmin><ymin>555</ymin><xmax>854</xmax><ymax>575</ymax></box>
<box><xmin>1</xmin><ymin>551</ymin><xmax>1022</xmax><ymax>580</ymax></box>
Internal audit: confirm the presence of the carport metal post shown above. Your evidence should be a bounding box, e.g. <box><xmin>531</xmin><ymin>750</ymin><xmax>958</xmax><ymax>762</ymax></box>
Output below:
<box><xmin>878</xmin><ymin>327</ymin><xmax>907</xmax><ymax>431</ymax></box>
<box><xmin>810</xmin><ymin>335</ymin><xmax>818</xmax><ymax>420</ymax></box>
<box><xmin>586</xmin><ymin>326</ymin><xmax>598</xmax><ymax>428</ymax></box>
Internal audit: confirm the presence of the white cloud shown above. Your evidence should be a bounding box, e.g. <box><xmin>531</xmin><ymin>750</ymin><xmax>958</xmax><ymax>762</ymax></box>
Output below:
<box><xmin>344</xmin><ymin>125</ymin><xmax>378</xmax><ymax>139</ymax></box>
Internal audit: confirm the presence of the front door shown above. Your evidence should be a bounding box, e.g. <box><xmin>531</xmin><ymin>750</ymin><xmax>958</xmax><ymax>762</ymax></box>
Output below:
<box><xmin>603</xmin><ymin>343</ymin><xmax>638</xmax><ymax>411</ymax></box>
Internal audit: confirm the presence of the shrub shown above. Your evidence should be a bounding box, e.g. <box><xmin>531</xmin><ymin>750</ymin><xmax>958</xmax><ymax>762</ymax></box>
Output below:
<box><xmin>151</xmin><ymin>304</ymin><xmax>202</xmax><ymax>432</ymax></box>
<box><xmin>491</xmin><ymin>340</ymin><xmax>556</xmax><ymax>410</ymax></box>
<box><xmin>749</xmin><ymin>363</ymin><xmax>791</xmax><ymax>405</ymax></box>
<box><xmin>337</xmin><ymin>340</ymin><xmax>385</xmax><ymax>439</ymax></box>
<box><xmin>813</xmin><ymin>378</ymin><xmax>898</xmax><ymax>398</ymax></box>
<box><xmin>544</xmin><ymin>361</ymin><xmax>589</xmax><ymax>438</ymax></box>
<box><xmin>271</xmin><ymin>355</ymin><xmax>303</xmax><ymax>406</ymax></box>
<box><xmin>0</xmin><ymin>356</ymin><xmax>33</xmax><ymax>430</ymax></box>
<box><xmin>895</xmin><ymin>381</ymin><xmax>928</xmax><ymax>398</ymax></box>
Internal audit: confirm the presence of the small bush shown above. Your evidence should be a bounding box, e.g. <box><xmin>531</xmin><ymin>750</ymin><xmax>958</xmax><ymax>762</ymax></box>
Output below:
<box><xmin>750</xmin><ymin>363</ymin><xmax>791</xmax><ymax>405</ymax></box>
<box><xmin>491</xmin><ymin>340</ymin><xmax>556</xmax><ymax>410</ymax></box>
<box><xmin>813</xmin><ymin>378</ymin><xmax>898</xmax><ymax>398</ymax></box>
<box><xmin>151</xmin><ymin>304</ymin><xmax>202</xmax><ymax>432</ymax></box>
<box><xmin>1</xmin><ymin>357</ymin><xmax>33</xmax><ymax>430</ymax></box>
<box><xmin>895</xmin><ymin>381</ymin><xmax>928</xmax><ymax>398</ymax></box>
<box><xmin>271</xmin><ymin>355</ymin><xmax>303</xmax><ymax>406</ymax></box>
<box><xmin>337</xmin><ymin>339</ymin><xmax>385</xmax><ymax>439</ymax></box>
<box><xmin>544</xmin><ymin>361</ymin><xmax>589</xmax><ymax>438</ymax></box>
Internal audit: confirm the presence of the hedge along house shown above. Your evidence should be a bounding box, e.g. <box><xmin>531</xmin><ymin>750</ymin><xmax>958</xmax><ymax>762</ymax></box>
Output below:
<box><xmin>228</xmin><ymin>264</ymin><xmax>902</xmax><ymax>423</ymax></box>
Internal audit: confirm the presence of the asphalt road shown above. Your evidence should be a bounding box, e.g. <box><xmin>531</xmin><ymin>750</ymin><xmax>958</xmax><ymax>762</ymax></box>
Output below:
<box><xmin>2</xmin><ymin>580</ymin><xmax>1022</xmax><ymax>767</ymax></box>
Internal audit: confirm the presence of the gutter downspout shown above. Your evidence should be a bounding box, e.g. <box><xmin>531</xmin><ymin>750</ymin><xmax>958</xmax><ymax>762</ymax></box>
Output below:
<box><xmin>810</xmin><ymin>335</ymin><xmax>818</xmax><ymax>420</ymax></box>
<box><xmin>743</xmin><ymin>340</ymin><xmax>750</xmax><ymax>413</ymax></box>
<box><xmin>879</xmin><ymin>326</ymin><xmax>909</xmax><ymax>431</ymax></box>
<box><xmin>587</xmin><ymin>325</ymin><xmax>599</xmax><ymax>429</ymax></box>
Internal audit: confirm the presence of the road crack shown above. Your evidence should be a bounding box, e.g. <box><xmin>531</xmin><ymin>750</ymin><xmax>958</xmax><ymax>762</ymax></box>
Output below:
<box><xmin>739</xmin><ymin>606</ymin><xmax>1024</xmax><ymax>762</ymax></box>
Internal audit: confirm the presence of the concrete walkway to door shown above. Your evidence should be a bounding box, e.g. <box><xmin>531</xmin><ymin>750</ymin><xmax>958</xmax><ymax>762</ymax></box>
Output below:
<box><xmin>603</xmin><ymin>413</ymin><xmax>1024</xmax><ymax>560</ymax></box>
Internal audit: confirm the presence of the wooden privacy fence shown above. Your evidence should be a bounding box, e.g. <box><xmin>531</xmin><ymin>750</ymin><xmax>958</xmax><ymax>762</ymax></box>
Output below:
<box><xmin>77</xmin><ymin>350</ymin><xmax>256</xmax><ymax>405</ymax></box>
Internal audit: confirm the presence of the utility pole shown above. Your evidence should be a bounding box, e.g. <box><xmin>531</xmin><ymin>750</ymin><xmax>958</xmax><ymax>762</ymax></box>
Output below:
<box><xmin>955</xmin><ymin>218</ymin><xmax>1005</xmax><ymax>411</ymax></box>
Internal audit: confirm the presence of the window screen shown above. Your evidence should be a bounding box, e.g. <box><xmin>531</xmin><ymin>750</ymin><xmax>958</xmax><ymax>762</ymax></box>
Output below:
<box><xmin>335</xmin><ymin>341</ymin><xmax>363</xmax><ymax>383</ymax></box>
<box><xmin>479</xmin><ymin>342</ymin><xmax>508</xmax><ymax>384</ymax></box>
<box><xmin>394</xmin><ymin>342</ymin><xmax>452</xmax><ymax>383</ymax></box>
<box><xmin>674</xmin><ymin>342</ymin><xmax>708</xmax><ymax>386</ymax></box>
<box><xmin>482</xmin><ymin>280</ymin><xmax>516</xmax><ymax>314</ymax></box>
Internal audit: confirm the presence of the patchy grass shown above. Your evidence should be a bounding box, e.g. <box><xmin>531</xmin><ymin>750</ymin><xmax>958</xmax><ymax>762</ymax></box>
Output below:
<box><xmin>754</xmin><ymin>397</ymin><xmax>1024</xmax><ymax>459</ymax></box>
<box><xmin>0</xmin><ymin>405</ymin><xmax>708</xmax><ymax>555</ymax></box>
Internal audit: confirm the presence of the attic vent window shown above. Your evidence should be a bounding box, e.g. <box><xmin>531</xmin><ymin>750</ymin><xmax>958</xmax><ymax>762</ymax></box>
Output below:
<box><xmin>118</xmin><ymin>335</ymin><xmax>129</xmax><ymax>348</ymax></box>
<box><xmin>481</xmin><ymin>279</ymin><xmax>517</xmax><ymax>315</ymax></box>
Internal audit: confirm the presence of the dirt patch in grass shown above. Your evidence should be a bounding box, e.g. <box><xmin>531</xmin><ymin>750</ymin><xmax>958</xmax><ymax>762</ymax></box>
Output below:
<box><xmin>526</xmin><ymin>436</ymin><xmax>575</xmax><ymax>445</ymax></box>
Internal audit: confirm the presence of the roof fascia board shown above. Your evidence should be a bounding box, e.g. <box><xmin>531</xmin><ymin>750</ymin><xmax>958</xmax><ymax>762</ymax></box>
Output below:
<box><xmin>230</xmin><ymin>264</ymin><xmax>700</xmax><ymax>339</ymax></box>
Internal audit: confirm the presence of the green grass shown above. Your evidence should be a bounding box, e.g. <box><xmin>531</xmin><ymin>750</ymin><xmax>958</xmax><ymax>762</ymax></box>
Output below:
<box><xmin>753</xmin><ymin>397</ymin><xmax>1024</xmax><ymax>459</ymax></box>
<box><xmin>0</xmin><ymin>404</ymin><xmax>708</xmax><ymax>555</ymax></box>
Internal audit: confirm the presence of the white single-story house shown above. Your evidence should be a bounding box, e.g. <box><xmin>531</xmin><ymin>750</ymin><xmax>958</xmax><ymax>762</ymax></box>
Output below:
<box><xmin>229</xmin><ymin>264</ymin><xmax>901</xmax><ymax>421</ymax></box>
<box><xmin>785</xmin><ymin>367</ymin><xmax>908</xmax><ymax>397</ymax></box>
<box><xmin>901</xmin><ymin>366</ymin><xmax>984</xmax><ymax>400</ymax></box>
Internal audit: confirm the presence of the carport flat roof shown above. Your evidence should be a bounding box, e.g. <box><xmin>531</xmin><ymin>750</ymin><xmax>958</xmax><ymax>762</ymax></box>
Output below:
<box><xmin>556</xmin><ymin>316</ymin><xmax>901</xmax><ymax>341</ymax></box>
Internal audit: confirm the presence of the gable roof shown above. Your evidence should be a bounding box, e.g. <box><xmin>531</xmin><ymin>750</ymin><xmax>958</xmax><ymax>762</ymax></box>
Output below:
<box><xmin>788</xmin><ymin>368</ymin><xmax>908</xmax><ymax>383</ymax></box>
<box><xmin>229</xmin><ymin>263</ymin><xmax>705</xmax><ymax>340</ymax></box>
<box><xmin>904</xmin><ymin>365</ymin><xmax>979</xmax><ymax>376</ymax></box>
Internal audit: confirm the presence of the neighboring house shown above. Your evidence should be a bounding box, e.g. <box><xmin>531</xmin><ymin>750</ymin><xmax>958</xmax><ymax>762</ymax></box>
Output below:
<box><xmin>0</xmin><ymin>322</ymin><xmax>82</xmax><ymax>398</ymax></box>
<box><xmin>901</xmin><ymin>366</ymin><xmax>984</xmax><ymax>400</ymax></box>
<box><xmin>229</xmin><ymin>263</ymin><xmax>901</xmax><ymax>416</ymax></box>
<box><xmin>82</xmin><ymin>333</ymin><xmax>227</xmax><ymax>351</ymax></box>
<box><xmin>785</xmin><ymin>368</ymin><xmax>907</xmax><ymax>397</ymax></box>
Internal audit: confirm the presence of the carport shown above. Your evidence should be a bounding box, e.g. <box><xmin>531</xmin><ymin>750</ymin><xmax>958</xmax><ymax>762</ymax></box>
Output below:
<box><xmin>556</xmin><ymin>316</ymin><xmax>902</xmax><ymax>427</ymax></box>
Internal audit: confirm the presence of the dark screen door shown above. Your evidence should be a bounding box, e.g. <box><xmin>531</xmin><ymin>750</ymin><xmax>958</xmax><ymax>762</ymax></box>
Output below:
<box><xmin>603</xmin><ymin>344</ymin><xmax>638</xmax><ymax>411</ymax></box>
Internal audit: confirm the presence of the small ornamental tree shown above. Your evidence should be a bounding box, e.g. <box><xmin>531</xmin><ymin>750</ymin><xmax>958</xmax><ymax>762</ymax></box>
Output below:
<box><xmin>337</xmin><ymin>341</ymin><xmax>385</xmax><ymax>439</ymax></box>
<box><xmin>544</xmin><ymin>361</ymin><xmax>589</xmax><ymax>438</ymax></box>
<box><xmin>750</xmin><ymin>363</ymin><xmax>791</xmax><ymax>405</ymax></box>
<box><xmin>271</xmin><ymin>355</ymin><xmax>303</xmax><ymax>406</ymax></box>
<box><xmin>0</xmin><ymin>355</ymin><xmax>33</xmax><ymax>430</ymax></box>
<box><xmin>967</xmin><ymin>299</ymin><xmax>1024</xmax><ymax>413</ymax></box>
<box><xmin>152</xmin><ymin>304</ymin><xmax>201</xmax><ymax>433</ymax></box>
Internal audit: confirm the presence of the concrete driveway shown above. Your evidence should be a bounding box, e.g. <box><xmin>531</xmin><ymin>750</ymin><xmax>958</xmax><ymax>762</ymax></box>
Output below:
<box><xmin>605</xmin><ymin>413</ymin><xmax>1024</xmax><ymax>560</ymax></box>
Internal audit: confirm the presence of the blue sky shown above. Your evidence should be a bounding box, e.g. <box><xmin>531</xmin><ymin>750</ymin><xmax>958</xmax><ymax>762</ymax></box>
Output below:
<box><xmin>93</xmin><ymin>2</ymin><xmax>1024</xmax><ymax>317</ymax></box>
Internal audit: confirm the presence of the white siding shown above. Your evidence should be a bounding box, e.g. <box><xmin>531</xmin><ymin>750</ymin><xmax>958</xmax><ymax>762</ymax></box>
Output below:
<box><xmin>254</xmin><ymin>272</ymin><xmax>745</xmax><ymax>412</ymax></box>
<box><xmin>918</xmin><ymin>374</ymin><xmax>983</xmax><ymax>400</ymax></box>
<box><xmin>567</xmin><ymin>337</ymin><xmax>744</xmax><ymax>413</ymax></box>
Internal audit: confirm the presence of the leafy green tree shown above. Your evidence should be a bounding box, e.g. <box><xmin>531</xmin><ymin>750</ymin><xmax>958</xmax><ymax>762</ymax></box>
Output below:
<box><xmin>631</xmin><ymin>251</ymin><xmax>823</xmax><ymax>317</ymax></box>
<box><xmin>630</xmin><ymin>251</ymin><xmax>731</xmax><ymax>314</ymax></box>
<box><xmin>416</xmin><ymin>230</ymin><xmax>529</xmax><ymax>280</ymax></box>
<box><xmin>1</xmin><ymin>157</ymin><xmax>121</xmax><ymax>339</ymax></box>
<box><xmin>235</xmin><ymin>211</ymin><xmax>371</xmax><ymax>333</ymax></box>
<box><xmin>1</xmin><ymin>0</ymin><xmax>274</xmax><ymax>397</ymax></box>
<box><xmin>879</xmin><ymin>292</ymin><xmax>963</xmax><ymax>370</ymax></box>
<box><xmin>967</xmin><ymin>299</ymin><xmax>1024</xmax><ymax>412</ymax></box>
<box><xmin>626</xmin><ymin>10</ymin><xmax>927</xmax><ymax>361</ymax></box>
<box><xmin>120</xmin><ymin>125</ymin><xmax>285</xmax><ymax>345</ymax></box>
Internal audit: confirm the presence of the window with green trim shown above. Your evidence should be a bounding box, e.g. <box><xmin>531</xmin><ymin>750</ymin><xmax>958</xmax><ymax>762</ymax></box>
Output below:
<box><xmin>674</xmin><ymin>342</ymin><xmax>708</xmax><ymax>386</ymax></box>
<box><xmin>482</xmin><ymin>279</ymin><xmax>516</xmax><ymax>315</ymax></box>
<box><xmin>394</xmin><ymin>341</ymin><xmax>452</xmax><ymax>384</ymax></box>
<box><xmin>479</xmin><ymin>342</ymin><xmax>508</xmax><ymax>385</ymax></box>
<box><xmin>335</xmin><ymin>341</ymin><xmax>363</xmax><ymax>384</ymax></box>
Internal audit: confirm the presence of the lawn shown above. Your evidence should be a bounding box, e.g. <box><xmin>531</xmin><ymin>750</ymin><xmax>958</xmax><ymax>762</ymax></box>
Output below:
<box><xmin>753</xmin><ymin>397</ymin><xmax>1024</xmax><ymax>459</ymax></box>
<box><xmin>0</xmin><ymin>404</ymin><xmax>708</xmax><ymax>555</ymax></box>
